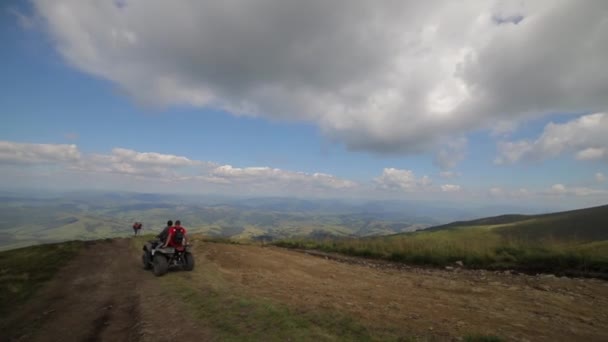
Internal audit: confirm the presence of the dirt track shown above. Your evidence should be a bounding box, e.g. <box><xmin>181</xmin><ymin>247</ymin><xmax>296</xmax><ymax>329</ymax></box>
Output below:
<box><xmin>3</xmin><ymin>238</ymin><xmax>608</xmax><ymax>341</ymax></box>
<box><xmin>3</xmin><ymin>238</ymin><xmax>206</xmax><ymax>342</ymax></box>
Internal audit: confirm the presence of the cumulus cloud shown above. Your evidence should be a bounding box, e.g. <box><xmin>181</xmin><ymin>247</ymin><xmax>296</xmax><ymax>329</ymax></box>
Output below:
<box><xmin>434</xmin><ymin>137</ymin><xmax>467</xmax><ymax>170</ymax></box>
<box><xmin>5</xmin><ymin>142</ymin><xmax>357</xmax><ymax>191</ymax></box>
<box><xmin>8</xmin><ymin>7</ymin><xmax>36</xmax><ymax>29</ymax></box>
<box><xmin>486</xmin><ymin>184</ymin><xmax>608</xmax><ymax>200</ymax></box>
<box><xmin>107</xmin><ymin>148</ymin><xmax>201</xmax><ymax>166</ymax></box>
<box><xmin>577</xmin><ymin>148</ymin><xmax>606</xmax><ymax>161</ymax></box>
<box><xmin>70</xmin><ymin>148</ymin><xmax>206</xmax><ymax>179</ymax></box>
<box><xmin>207</xmin><ymin>165</ymin><xmax>357</xmax><ymax>190</ymax></box>
<box><xmin>488</xmin><ymin>187</ymin><xmax>504</xmax><ymax>197</ymax></box>
<box><xmin>439</xmin><ymin>171</ymin><xmax>460</xmax><ymax>179</ymax></box>
<box><xmin>0</xmin><ymin>141</ymin><xmax>80</xmax><ymax>164</ymax></box>
<box><xmin>32</xmin><ymin>1</ymin><xmax>608</xmax><ymax>155</ymax></box>
<box><xmin>547</xmin><ymin>183</ymin><xmax>607</xmax><ymax>197</ymax></box>
<box><xmin>441</xmin><ymin>184</ymin><xmax>461</xmax><ymax>192</ymax></box>
<box><xmin>488</xmin><ymin>187</ymin><xmax>532</xmax><ymax>199</ymax></box>
<box><xmin>374</xmin><ymin>168</ymin><xmax>432</xmax><ymax>191</ymax></box>
<box><xmin>551</xmin><ymin>184</ymin><xmax>566</xmax><ymax>193</ymax></box>
<box><xmin>496</xmin><ymin>113</ymin><xmax>608</xmax><ymax>164</ymax></box>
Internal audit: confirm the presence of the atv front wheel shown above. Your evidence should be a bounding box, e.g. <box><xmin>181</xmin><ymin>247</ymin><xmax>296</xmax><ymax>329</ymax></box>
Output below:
<box><xmin>153</xmin><ymin>254</ymin><xmax>169</xmax><ymax>276</ymax></box>
<box><xmin>184</xmin><ymin>252</ymin><xmax>195</xmax><ymax>271</ymax></box>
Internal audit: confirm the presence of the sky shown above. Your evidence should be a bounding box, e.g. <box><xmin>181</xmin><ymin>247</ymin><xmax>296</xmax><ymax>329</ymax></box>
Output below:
<box><xmin>1</xmin><ymin>0</ymin><xmax>607</xmax><ymax>208</ymax></box>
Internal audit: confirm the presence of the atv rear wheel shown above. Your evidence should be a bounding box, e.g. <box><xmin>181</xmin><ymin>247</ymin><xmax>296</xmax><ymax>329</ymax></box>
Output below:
<box><xmin>142</xmin><ymin>252</ymin><xmax>152</xmax><ymax>270</ymax></box>
<box><xmin>153</xmin><ymin>254</ymin><xmax>169</xmax><ymax>276</ymax></box>
<box><xmin>184</xmin><ymin>252</ymin><xmax>195</xmax><ymax>271</ymax></box>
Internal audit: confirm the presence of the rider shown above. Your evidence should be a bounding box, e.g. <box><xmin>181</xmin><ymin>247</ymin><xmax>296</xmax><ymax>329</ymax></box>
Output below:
<box><xmin>162</xmin><ymin>220</ymin><xmax>187</xmax><ymax>248</ymax></box>
<box><xmin>156</xmin><ymin>220</ymin><xmax>172</xmax><ymax>246</ymax></box>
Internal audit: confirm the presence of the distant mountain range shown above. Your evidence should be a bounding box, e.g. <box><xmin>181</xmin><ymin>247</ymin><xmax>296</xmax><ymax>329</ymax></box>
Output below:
<box><xmin>0</xmin><ymin>190</ymin><xmax>560</xmax><ymax>250</ymax></box>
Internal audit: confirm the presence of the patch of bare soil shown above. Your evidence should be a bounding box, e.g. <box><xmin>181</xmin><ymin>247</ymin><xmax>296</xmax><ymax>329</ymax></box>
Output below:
<box><xmin>201</xmin><ymin>243</ymin><xmax>608</xmax><ymax>341</ymax></box>
<box><xmin>2</xmin><ymin>238</ymin><xmax>207</xmax><ymax>342</ymax></box>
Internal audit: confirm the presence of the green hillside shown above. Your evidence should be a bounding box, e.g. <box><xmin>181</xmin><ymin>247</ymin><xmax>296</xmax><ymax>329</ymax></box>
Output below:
<box><xmin>426</xmin><ymin>204</ymin><xmax>608</xmax><ymax>241</ymax></box>
<box><xmin>276</xmin><ymin>204</ymin><xmax>608</xmax><ymax>277</ymax></box>
<box><xmin>0</xmin><ymin>193</ymin><xmax>439</xmax><ymax>251</ymax></box>
<box><xmin>0</xmin><ymin>240</ymin><xmax>85</xmax><ymax>315</ymax></box>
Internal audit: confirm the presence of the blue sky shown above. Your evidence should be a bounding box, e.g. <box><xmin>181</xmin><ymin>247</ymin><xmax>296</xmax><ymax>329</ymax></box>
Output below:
<box><xmin>1</xmin><ymin>1</ymin><xmax>607</xmax><ymax>208</ymax></box>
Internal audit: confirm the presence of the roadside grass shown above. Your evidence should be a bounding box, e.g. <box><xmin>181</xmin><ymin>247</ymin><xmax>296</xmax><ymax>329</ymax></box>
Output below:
<box><xmin>152</xmin><ymin>241</ymin><xmax>415</xmax><ymax>341</ymax></box>
<box><xmin>132</xmin><ymin>237</ymin><xmax>502</xmax><ymax>341</ymax></box>
<box><xmin>0</xmin><ymin>241</ymin><xmax>84</xmax><ymax>315</ymax></box>
<box><xmin>275</xmin><ymin>227</ymin><xmax>608</xmax><ymax>276</ymax></box>
<box><xmin>160</xmin><ymin>260</ymin><xmax>384</xmax><ymax>341</ymax></box>
<box><xmin>169</xmin><ymin>279</ymin><xmax>379</xmax><ymax>341</ymax></box>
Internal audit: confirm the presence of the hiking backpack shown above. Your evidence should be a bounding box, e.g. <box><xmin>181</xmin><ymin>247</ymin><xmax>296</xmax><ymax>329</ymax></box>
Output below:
<box><xmin>172</xmin><ymin>227</ymin><xmax>185</xmax><ymax>245</ymax></box>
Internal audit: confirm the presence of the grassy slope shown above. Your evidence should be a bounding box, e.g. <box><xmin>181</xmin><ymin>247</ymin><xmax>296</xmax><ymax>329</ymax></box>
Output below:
<box><xmin>132</xmin><ymin>236</ymin><xmax>505</xmax><ymax>341</ymax></box>
<box><xmin>276</xmin><ymin>205</ymin><xmax>608</xmax><ymax>276</ymax></box>
<box><xmin>427</xmin><ymin>204</ymin><xmax>608</xmax><ymax>240</ymax></box>
<box><xmin>0</xmin><ymin>241</ymin><xmax>84</xmax><ymax>315</ymax></box>
<box><xmin>131</xmin><ymin>236</ymin><xmax>382</xmax><ymax>341</ymax></box>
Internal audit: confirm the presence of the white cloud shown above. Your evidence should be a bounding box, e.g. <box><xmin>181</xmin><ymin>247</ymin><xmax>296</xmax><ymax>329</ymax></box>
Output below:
<box><xmin>488</xmin><ymin>187</ymin><xmax>532</xmax><ymax>199</ymax></box>
<box><xmin>494</xmin><ymin>141</ymin><xmax>533</xmax><ymax>165</ymax></box>
<box><xmin>434</xmin><ymin>137</ymin><xmax>467</xmax><ymax>170</ymax></box>
<box><xmin>108</xmin><ymin>148</ymin><xmax>201</xmax><ymax>166</ymax></box>
<box><xmin>551</xmin><ymin>184</ymin><xmax>567</xmax><ymax>193</ymax></box>
<box><xmin>488</xmin><ymin>187</ymin><xmax>504</xmax><ymax>197</ymax></box>
<box><xmin>596</xmin><ymin>172</ymin><xmax>606</xmax><ymax>183</ymax></box>
<box><xmin>0</xmin><ymin>141</ymin><xmax>80</xmax><ymax>164</ymax></box>
<box><xmin>486</xmin><ymin>185</ymin><xmax>606</xmax><ymax>201</ymax></box>
<box><xmin>547</xmin><ymin>184</ymin><xmax>607</xmax><ymax>197</ymax></box>
<box><xmin>577</xmin><ymin>148</ymin><xmax>606</xmax><ymax>161</ymax></box>
<box><xmin>207</xmin><ymin>165</ymin><xmax>357</xmax><ymax>190</ymax></box>
<box><xmin>8</xmin><ymin>7</ymin><xmax>36</xmax><ymax>29</ymax></box>
<box><xmin>439</xmin><ymin>171</ymin><xmax>460</xmax><ymax>179</ymax></box>
<box><xmin>374</xmin><ymin>168</ymin><xmax>432</xmax><ymax>191</ymax></box>
<box><xmin>497</xmin><ymin>113</ymin><xmax>608</xmax><ymax>164</ymax></box>
<box><xmin>70</xmin><ymin>148</ymin><xmax>206</xmax><ymax>179</ymax></box>
<box><xmin>0</xmin><ymin>141</ymin><xmax>357</xmax><ymax>192</ymax></box>
<box><xmin>2</xmin><ymin>140</ymin><xmax>606</xmax><ymax>203</ymax></box>
<box><xmin>441</xmin><ymin>184</ymin><xmax>461</xmax><ymax>192</ymax></box>
<box><xmin>32</xmin><ymin>1</ymin><xmax>608</xmax><ymax>155</ymax></box>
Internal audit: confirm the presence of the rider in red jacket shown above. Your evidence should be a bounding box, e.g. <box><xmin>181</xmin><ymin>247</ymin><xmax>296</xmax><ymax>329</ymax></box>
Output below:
<box><xmin>162</xmin><ymin>220</ymin><xmax>187</xmax><ymax>249</ymax></box>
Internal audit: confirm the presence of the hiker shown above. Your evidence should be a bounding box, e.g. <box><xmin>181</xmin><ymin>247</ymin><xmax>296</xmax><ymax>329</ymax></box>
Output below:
<box><xmin>132</xmin><ymin>222</ymin><xmax>143</xmax><ymax>236</ymax></box>
<box><xmin>162</xmin><ymin>220</ymin><xmax>187</xmax><ymax>248</ymax></box>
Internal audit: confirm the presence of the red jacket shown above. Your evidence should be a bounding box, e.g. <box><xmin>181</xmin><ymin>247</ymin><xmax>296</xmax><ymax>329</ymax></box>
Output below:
<box><xmin>165</xmin><ymin>226</ymin><xmax>187</xmax><ymax>248</ymax></box>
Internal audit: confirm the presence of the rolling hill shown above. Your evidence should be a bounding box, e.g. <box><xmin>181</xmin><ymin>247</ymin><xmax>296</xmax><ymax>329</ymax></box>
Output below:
<box><xmin>277</xmin><ymin>204</ymin><xmax>608</xmax><ymax>276</ymax></box>
<box><xmin>424</xmin><ymin>203</ymin><xmax>608</xmax><ymax>241</ymax></box>
<box><xmin>2</xmin><ymin>191</ymin><xmax>492</xmax><ymax>250</ymax></box>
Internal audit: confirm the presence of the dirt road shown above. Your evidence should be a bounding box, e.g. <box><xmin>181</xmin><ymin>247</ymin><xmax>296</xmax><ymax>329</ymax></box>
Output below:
<box><xmin>3</xmin><ymin>238</ymin><xmax>608</xmax><ymax>341</ymax></box>
<box><xmin>3</xmin><ymin>238</ymin><xmax>206</xmax><ymax>342</ymax></box>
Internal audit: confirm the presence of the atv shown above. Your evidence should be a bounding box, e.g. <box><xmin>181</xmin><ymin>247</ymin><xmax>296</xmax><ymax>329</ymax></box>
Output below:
<box><xmin>142</xmin><ymin>241</ymin><xmax>195</xmax><ymax>276</ymax></box>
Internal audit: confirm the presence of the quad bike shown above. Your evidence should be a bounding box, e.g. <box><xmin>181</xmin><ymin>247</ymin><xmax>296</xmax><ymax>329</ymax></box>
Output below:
<box><xmin>142</xmin><ymin>241</ymin><xmax>195</xmax><ymax>276</ymax></box>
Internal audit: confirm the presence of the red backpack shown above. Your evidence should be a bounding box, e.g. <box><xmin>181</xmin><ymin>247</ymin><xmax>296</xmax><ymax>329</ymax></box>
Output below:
<box><xmin>171</xmin><ymin>227</ymin><xmax>185</xmax><ymax>245</ymax></box>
